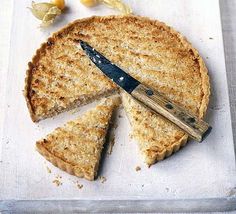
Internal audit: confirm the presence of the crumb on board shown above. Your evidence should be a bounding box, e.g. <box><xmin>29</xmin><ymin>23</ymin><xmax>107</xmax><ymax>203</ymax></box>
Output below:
<box><xmin>75</xmin><ymin>181</ymin><xmax>83</xmax><ymax>189</ymax></box>
<box><xmin>98</xmin><ymin>176</ymin><xmax>107</xmax><ymax>183</ymax></box>
<box><xmin>56</xmin><ymin>175</ymin><xmax>62</xmax><ymax>179</ymax></box>
<box><xmin>77</xmin><ymin>184</ymin><xmax>83</xmax><ymax>189</ymax></box>
<box><xmin>227</xmin><ymin>187</ymin><xmax>236</xmax><ymax>197</ymax></box>
<box><xmin>52</xmin><ymin>175</ymin><xmax>63</xmax><ymax>186</ymax></box>
<box><xmin>107</xmin><ymin>135</ymin><xmax>115</xmax><ymax>155</ymax></box>
<box><xmin>141</xmin><ymin>184</ymin><xmax>144</xmax><ymax>187</ymax></box>
<box><xmin>135</xmin><ymin>166</ymin><xmax>141</xmax><ymax>171</ymax></box>
<box><xmin>46</xmin><ymin>166</ymin><xmax>52</xmax><ymax>173</ymax></box>
<box><xmin>129</xmin><ymin>133</ymin><xmax>133</xmax><ymax>139</ymax></box>
<box><xmin>52</xmin><ymin>179</ymin><xmax>62</xmax><ymax>186</ymax></box>
<box><xmin>209</xmin><ymin>37</ymin><xmax>213</xmax><ymax>40</ymax></box>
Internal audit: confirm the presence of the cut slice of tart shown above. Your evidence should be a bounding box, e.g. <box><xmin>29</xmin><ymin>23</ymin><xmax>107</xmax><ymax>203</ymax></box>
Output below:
<box><xmin>121</xmin><ymin>92</ymin><xmax>189</xmax><ymax>166</ymax></box>
<box><xmin>36</xmin><ymin>96</ymin><xmax>120</xmax><ymax>180</ymax></box>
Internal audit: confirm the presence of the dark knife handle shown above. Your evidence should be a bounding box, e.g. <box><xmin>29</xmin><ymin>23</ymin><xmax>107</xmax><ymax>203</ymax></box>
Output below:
<box><xmin>131</xmin><ymin>84</ymin><xmax>211</xmax><ymax>142</ymax></box>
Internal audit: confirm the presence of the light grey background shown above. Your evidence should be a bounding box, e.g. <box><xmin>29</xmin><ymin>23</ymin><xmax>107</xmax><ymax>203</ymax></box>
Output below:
<box><xmin>220</xmin><ymin>0</ymin><xmax>236</xmax><ymax>155</ymax></box>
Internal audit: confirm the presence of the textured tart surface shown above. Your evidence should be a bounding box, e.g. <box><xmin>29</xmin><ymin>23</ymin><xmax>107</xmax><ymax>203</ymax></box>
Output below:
<box><xmin>26</xmin><ymin>15</ymin><xmax>210</xmax><ymax>165</ymax></box>
<box><xmin>36</xmin><ymin>96</ymin><xmax>120</xmax><ymax>180</ymax></box>
<box><xmin>122</xmin><ymin>92</ymin><xmax>189</xmax><ymax>166</ymax></box>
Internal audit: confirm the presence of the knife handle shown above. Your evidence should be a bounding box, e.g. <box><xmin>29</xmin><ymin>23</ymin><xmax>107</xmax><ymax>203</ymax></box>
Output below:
<box><xmin>131</xmin><ymin>84</ymin><xmax>211</xmax><ymax>142</ymax></box>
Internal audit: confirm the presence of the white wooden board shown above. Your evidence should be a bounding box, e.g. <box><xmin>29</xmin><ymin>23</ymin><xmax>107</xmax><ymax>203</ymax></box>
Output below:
<box><xmin>0</xmin><ymin>0</ymin><xmax>236</xmax><ymax>209</ymax></box>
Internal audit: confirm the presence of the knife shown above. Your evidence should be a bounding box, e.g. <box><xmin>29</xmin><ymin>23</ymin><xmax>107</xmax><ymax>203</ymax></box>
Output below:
<box><xmin>78</xmin><ymin>40</ymin><xmax>211</xmax><ymax>142</ymax></box>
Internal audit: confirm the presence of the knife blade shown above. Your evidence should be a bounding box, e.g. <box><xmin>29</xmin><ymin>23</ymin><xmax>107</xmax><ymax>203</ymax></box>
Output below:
<box><xmin>78</xmin><ymin>40</ymin><xmax>212</xmax><ymax>142</ymax></box>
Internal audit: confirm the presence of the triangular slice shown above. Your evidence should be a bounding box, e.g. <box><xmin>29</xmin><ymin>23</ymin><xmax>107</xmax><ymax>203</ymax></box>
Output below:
<box><xmin>36</xmin><ymin>96</ymin><xmax>120</xmax><ymax>180</ymax></box>
<box><xmin>122</xmin><ymin>92</ymin><xmax>191</xmax><ymax>166</ymax></box>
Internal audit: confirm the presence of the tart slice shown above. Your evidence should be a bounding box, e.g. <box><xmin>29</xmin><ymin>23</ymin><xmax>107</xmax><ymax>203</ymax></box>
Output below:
<box><xmin>121</xmin><ymin>92</ymin><xmax>189</xmax><ymax>166</ymax></box>
<box><xmin>36</xmin><ymin>96</ymin><xmax>120</xmax><ymax>180</ymax></box>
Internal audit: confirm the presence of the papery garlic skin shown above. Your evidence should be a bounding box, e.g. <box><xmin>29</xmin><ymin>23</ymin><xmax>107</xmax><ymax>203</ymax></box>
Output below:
<box><xmin>101</xmin><ymin>0</ymin><xmax>132</xmax><ymax>14</ymax></box>
<box><xmin>41</xmin><ymin>6</ymin><xmax>61</xmax><ymax>27</ymax></box>
<box><xmin>29</xmin><ymin>1</ymin><xmax>62</xmax><ymax>27</ymax></box>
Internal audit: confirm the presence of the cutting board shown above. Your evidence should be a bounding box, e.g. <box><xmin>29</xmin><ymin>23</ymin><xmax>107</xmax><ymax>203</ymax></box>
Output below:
<box><xmin>1</xmin><ymin>0</ymin><xmax>236</xmax><ymax>212</ymax></box>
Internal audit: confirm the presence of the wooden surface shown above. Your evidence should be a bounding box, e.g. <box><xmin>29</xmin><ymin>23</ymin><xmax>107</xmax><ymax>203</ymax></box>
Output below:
<box><xmin>0</xmin><ymin>0</ymin><xmax>236</xmax><ymax>212</ymax></box>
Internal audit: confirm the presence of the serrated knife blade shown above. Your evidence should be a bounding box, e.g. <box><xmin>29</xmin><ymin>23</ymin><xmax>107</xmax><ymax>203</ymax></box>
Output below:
<box><xmin>77</xmin><ymin>40</ymin><xmax>212</xmax><ymax>142</ymax></box>
<box><xmin>79</xmin><ymin>40</ymin><xmax>140</xmax><ymax>93</ymax></box>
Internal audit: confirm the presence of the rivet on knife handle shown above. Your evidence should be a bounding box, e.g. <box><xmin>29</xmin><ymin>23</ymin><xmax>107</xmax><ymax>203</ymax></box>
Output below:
<box><xmin>131</xmin><ymin>84</ymin><xmax>211</xmax><ymax>142</ymax></box>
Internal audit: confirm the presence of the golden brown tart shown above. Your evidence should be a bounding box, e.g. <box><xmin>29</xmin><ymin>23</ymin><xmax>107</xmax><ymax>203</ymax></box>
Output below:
<box><xmin>36</xmin><ymin>96</ymin><xmax>120</xmax><ymax>180</ymax></box>
<box><xmin>25</xmin><ymin>15</ymin><xmax>210</xmax><ymax>165</ymax></box>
